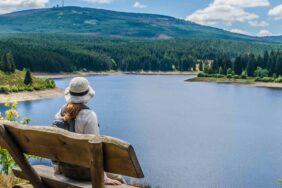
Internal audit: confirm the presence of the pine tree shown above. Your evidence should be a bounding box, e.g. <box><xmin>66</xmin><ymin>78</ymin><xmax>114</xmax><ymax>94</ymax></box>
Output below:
<box><xmin>6</xmin><ymin>52</ymin><xmax>16</xmax><ymax>73</ymax></box>
<box><xmin>199</xmin><ymin>62</ymin><xmax>203</xmax><ymax>71</ymax></box>
<box><xmin>233</xmin><ymin>56</ymin><xmax>243</xmax><ymax>75</ymax></box>
<box><xmin>263</xmin><ymin>50</ymin><xmax>269</xmax><ymax>69</ymax></box>
<box><xmin>0</xmin><ymin>52</ymin><xmax>16</xmax><ymax>73</ymax></box>
<box><xmin>247</xmin><ymin>54</ymin><xmax>256</xmax><ymax>76</ymax></box>
<box><xmin>218</xmin><ymin>67</ymin><xmax>224</xmax><ymax>74</ymax></box>
<box><xmin>1</xmin><ymin>53</ymin><xmax>11</xmax><ymax>73</ymax></box>
<box><xmin>276</xmin><ymin>55</ymin><xmax>282</xmax><ymax>76</ymax></box>
<box><xmin>24</xmin><ymin>69</ymin><xmax>33</xmax><ymax>85</ymax></box>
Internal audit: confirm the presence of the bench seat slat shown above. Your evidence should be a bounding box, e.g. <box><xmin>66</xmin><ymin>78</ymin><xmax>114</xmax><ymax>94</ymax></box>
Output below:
<box><xmin>13</xmin><ymin>166</ymin><xmax>137</xmax><ymax>188</ymax></box>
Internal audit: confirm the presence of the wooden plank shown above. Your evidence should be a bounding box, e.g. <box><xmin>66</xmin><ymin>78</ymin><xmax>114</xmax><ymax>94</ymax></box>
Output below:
<box><xmin>89</xmin><ymin>141</ymin><xmax>105</xmax><ymax>188</ymax></box>
<box><xmin>13</xmin><ymin>166</ymin><xmax>138</xmax><ymax>188</ymax></box>
<box><xmin>0</xmin><ymin>124</ymin><xmax>47</xmax><ymax>188</ymax></box>
<box><xmin>13</xmin><ymin>183</ymin><xmax>34</xmax><ymax>188</ymax></box>
<box><xmin>0</xmin><ymin>120</ymin><xmax>144</xmax><ymax>178</ymax></box>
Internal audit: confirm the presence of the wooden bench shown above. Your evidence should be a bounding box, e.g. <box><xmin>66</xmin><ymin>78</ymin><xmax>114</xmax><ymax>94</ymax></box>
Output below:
<box><xmin>0</xmin><ymin>120</ymin><xmax>144</xmax><ymax>188</ymax></box>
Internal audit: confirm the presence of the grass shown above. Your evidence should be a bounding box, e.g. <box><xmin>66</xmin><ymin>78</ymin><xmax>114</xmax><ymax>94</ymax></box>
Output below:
<box><xmin>0</xmin><ymin>173</ymin><xmax>27</xmax><ymax>187</ymax></box>
<box><xmin>0</xmin><ymin>70</ymin><xmax>55</xmax><ymax>93</ymax></box>
<box><xmin>187</xmin><ymin>76</ymin><xmax>256</xmax><ymax>84</ymax></box>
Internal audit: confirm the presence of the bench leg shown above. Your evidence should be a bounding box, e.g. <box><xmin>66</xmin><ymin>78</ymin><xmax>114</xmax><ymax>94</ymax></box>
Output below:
<box><xmin>89</xmin><ymin>141</ymin><xmax>105</xmax><ymax>188</ymax></box>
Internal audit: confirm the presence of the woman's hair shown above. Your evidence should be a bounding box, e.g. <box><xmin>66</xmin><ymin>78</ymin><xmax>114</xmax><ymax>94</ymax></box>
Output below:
<box><xmin>64</xmin><ymin>103</ymin><xmax>84</xmax><ymax>122</ymax></box>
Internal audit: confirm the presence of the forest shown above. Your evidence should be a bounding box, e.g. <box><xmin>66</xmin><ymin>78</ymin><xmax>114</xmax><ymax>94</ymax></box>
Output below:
<box><xmin>200</xmin><ymin>50</ymin><xmax>282</xmax><ymax>82</ymax></box>
<box><xmin>0</xmin><ymin>33</ymin><xmax>281</xmax><ymax>73</ymax></box>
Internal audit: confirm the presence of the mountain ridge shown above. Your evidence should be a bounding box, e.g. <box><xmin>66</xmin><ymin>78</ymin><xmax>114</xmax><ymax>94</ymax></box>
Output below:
<box><xmin>0</xmin><ymin>6</ymin><xmax>281</xmax><ymax>43</ymax></box>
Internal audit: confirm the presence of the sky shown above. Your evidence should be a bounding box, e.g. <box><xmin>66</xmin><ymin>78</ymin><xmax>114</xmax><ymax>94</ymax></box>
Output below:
<box><xmin>0</xmin><ymin>0</ymin><xmax>282</xmax><ymax>37</ymax></box>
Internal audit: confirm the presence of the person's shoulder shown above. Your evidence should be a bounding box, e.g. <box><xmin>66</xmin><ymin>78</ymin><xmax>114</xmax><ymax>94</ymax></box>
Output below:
<box><xmin>79</xmin><ymin>109</ymin><xmax>97</xmax><ymax>118</ymax></box>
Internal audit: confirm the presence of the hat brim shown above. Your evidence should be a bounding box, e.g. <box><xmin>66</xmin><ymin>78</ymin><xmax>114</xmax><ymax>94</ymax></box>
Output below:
<box><xmin>64</xmin><ymin>86</ymin><xmax>95</xmax><ymax>104</ymax></box>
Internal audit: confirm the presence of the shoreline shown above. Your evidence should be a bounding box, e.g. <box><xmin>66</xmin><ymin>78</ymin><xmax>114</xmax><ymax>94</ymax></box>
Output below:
<box><xmin>254</xmin><ymin>82</ymin><xmax>282</xmax><ymax>89</ymax></box>
<box><xmin>0</xmin><ymin>88</ymin><xmax>64</xmax><ymax>104</ymax></box>
<box><xmin>1</xmin><ymin>73</ymin><xmax>281</xmax><ymax>105</ymax></box>
<box><xmin>1</xmin><ymin>71</ymin><xmax>195</xmax><ymax>104</ymax></box>
<box><xmin>187</xmin><ymin>77</ymin><xmax>282</xmax><ymax>89</ymax></box>
<box><xmin>34</xmin><ymin>71</ymin><xmax>196</xmax><ymax>79</ymax></box>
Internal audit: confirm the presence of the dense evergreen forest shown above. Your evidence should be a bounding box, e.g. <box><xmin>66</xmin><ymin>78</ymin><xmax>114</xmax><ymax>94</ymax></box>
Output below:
<box><xmin>0</xmin><ymin>34</ymin><xmax>281</xmax><ymax>73</ymax></box>
<box><xmin>201</xmin><ymin>50</ymin><xmax>282</xmax><ymax>79</ymax></box>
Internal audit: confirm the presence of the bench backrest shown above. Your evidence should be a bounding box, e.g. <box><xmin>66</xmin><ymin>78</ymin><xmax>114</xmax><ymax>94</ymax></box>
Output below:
<box><xmin>0</xmin><ymin>120</ymin><xmax>144</xmax><ymax>178</ymax></box>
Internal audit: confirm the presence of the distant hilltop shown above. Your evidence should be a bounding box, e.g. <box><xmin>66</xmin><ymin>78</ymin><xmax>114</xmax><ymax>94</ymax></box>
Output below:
<box><xmin>0</xmin><ymin>6</ymin><xmax>281</xmax><ymax>43</ymax></box>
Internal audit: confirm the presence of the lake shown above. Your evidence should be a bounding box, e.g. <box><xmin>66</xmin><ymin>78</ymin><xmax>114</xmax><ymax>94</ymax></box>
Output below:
<box><xmin>1</xmin><ymin>75</ymin><xmax>282</xmax><ymax>188</ymax></box>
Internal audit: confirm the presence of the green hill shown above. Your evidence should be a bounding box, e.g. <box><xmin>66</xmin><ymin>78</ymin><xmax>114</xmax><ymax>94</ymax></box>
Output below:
<box><xmin>0</xmin><ymin>6</ymin><xmax>280</xmax><ymax>43</ymax></box>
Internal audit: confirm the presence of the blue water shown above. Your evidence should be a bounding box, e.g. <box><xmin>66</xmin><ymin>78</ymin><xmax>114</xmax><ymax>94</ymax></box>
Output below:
<box><xmin>1</xmin><ymin>75</ymin><xmax>282</xmax><ymax>188</ymax></box>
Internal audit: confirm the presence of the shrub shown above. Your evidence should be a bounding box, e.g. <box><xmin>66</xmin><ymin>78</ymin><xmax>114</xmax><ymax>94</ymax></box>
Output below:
<box><xmin>227</xmin><ymin>74</ymin><xmax>232</xmax><ymax>79</ymax></box>
<box><xmin>197</xmin><ymin>72</ymin><xmax>207</xmax><ymax>77</ymax></box>
<box><xmin>0</xmin><ymin>100</ymin><xmax>35</xmax><ymax>175</ymax></box>
<box><xmin>45</xmin><ymin>79</ymin><xmax>56</xmax><ymax>88</ymax></box>
<box><xmin>255</xmin><ymin>77</ymin><xmax>275</xmax><ymax>82</ymax></box>
<box><xmin>275</xmin><ymin>76</ymin><xmax>282</xmax><ymax>83</ymax></box>
<box><xmin>232</xmin><ymin>75</ymin><xmax>240</xmax><ymax>79</ymax></box>
<box><xmin>240</xmin><ymin>75</ymin><xmax>247</xmax><ymax>79</ymax></box>
<box><xmin>0</xmin><ymin>86</ymin><xmax>10</xmax><ymax>94</ymax></box>
<box><xmin>33</xmin><ymin>86</ymin><xmax>42</xmax><ymax>90</ymax></box>
<box><xmin>10</xmin><ymin>86</ymin><xmax>18</xmax><ymax>92</ymax></box>
<box><xmin>255</xmin><ymin>67</ymin><xmax>269</xmax><ymax>78</ymax></box>
<box><xmin>26</xmin><ymin>87</ymin><xmax>34</xmax><ymax>92</ymax></box>
<box><xmin>227</xmin><ymin>68</ymin><xmax>233</xmax><ymax>75</ymax></box>
<box><xmin>17</xmin><ymin>87</ymin><xmax>25</xmax><ymax>92</ymax></box>
<box><xmin>240</xmin><ymin>71</ymin><xmax>247</xmax><ymax>79</ymax></box>
<box><xmin>215</xmin><ymin>74</ymin><xmax>224</xmax><ymax>78</ymax></box>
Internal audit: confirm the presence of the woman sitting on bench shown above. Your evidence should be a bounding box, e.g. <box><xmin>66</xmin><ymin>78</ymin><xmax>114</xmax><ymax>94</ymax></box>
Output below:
<box><xmin>53</xmin><ymin>77</ymin><xmax>122</xmax><ymax>186</ymax></box>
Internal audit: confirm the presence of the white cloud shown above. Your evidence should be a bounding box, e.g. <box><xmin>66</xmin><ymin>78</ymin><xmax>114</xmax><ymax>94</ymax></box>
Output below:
<box><xmin>186</xmin><ymin>0</ymin><xmax>270</xmax><ymax>26</ymax></box>
<box><xmin>0</xmin><ymin>0</ymin><xmax>48</xmax><ymax>13</ymax></box>
<box><xmin>249</xmin><ymin>20</ymin><xmax>269</xmax><ymax>27</ymax></box>
<box><xmin>186</xmin><ymin>4</ymin><xmax>258</xmax><ymax>26</ymax></box>
<box><xmin>230</xmin><ymin>28</ymin><xmax>251</xmax><ymax>35</ymax></box>
<box><xmin>213</xmin><ymin>0</ymin><xmax>270</xmax><ymax>8</ymax></box>
<box><xmin>83</xmin><ymin>0</ymin><xmax>113</xmax><ymax>4</ymax></box>
<box><xmin>257</xmin><ymin>29</ymin><xmax>273</xmax><ymax>36</ymax></box>
<box><xmin>133</xmin><ymin>2</ymin><xmax>146</xmax><ymax>9</ymax></box>
<box><xmin>268</xmin><ymin>4</ymin><xmax>282</xmax><ymax>20</ymax></box>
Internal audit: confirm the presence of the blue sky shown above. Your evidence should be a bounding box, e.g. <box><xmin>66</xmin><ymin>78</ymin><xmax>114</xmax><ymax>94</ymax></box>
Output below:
<box><xmin>0</xmin><ymin>0</ymin><xmax>282</xmax><ymax>36</ymax></box>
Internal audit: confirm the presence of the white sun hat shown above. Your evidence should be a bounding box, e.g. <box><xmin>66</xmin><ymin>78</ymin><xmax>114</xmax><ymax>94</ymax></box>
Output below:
<box><xmin>64</xmin><ymin>77</ymin><xmax>95</xmax><ymax>104</ymax></box>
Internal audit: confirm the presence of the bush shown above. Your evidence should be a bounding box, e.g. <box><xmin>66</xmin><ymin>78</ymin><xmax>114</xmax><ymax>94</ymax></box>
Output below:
<box><xmin>227</xmin><ymin>68</ymin><xmax>233</xmax><ymax>75</ymax></box>
<box><xmin>240</xmin><ymin>71</ymin><xmax>247</xmax><ymax>79</ymax></box>
<box><xmin>255</xmin><ymin>67</ymin><xmax>269</xmax><ymax>78</ymax></box>
<box><xmin>26</xmin><ymin>87</ymin><xmax>34</xmax><ymax>92</ymax></box>
<box><xmin>197</xmin><ymin>72</ymin><xmax>208</xmax><ymax>77</ymax></box>
<box><xmin>0</xmin><ymin>100</ymin><xmax>36</xmax><ymax>175</ymax></box>
<box><xmin>45</xmin><ymin>79</ymin><xmax>56</xmax><ymax>88</ymax></box>
<box><xmin>10</xmin><ymin>86</ymin><xmax>18</xmax><ymax>92</ymax></box>
<box><xmin>232</xmin><ymin>75</ymin><xmax>240</xmax><ymax>79</ymax></box>
<box><xmin>0</xmin><ymin>86</ymin><xmax>10</xmax><ymax>94</ymax></box>
<box><xmin>33</xmin><ymin>86</ymin><xmax>42</xmax><ymax>90</ymax></box>
<box><xmin>227</xmin><ymin>74</ymin><xmax>232</xmax><ymax>79</ymax></box>
<box><xmin>215</xmin><ymin>74</ymin><xmax>224</xmax><ymax>78</ymax></box>
<box><xmin>240</xmin><ymin>75</ymin><xmax>247</xmax><ymax>79</ymax></box>
<box><xmin>275</xmin><ymin>76</ymin><xmax>282</xmax><ymax>83</ymax></box>
<box><xmin>17</xmin><ymin>87</ymin><xmax>25</xmax><ymax>92</ymax></box>
<box><xmin>255</xmin><ymin>77</ymin><xmax>275</xmax><ymax>82</ymax></box>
